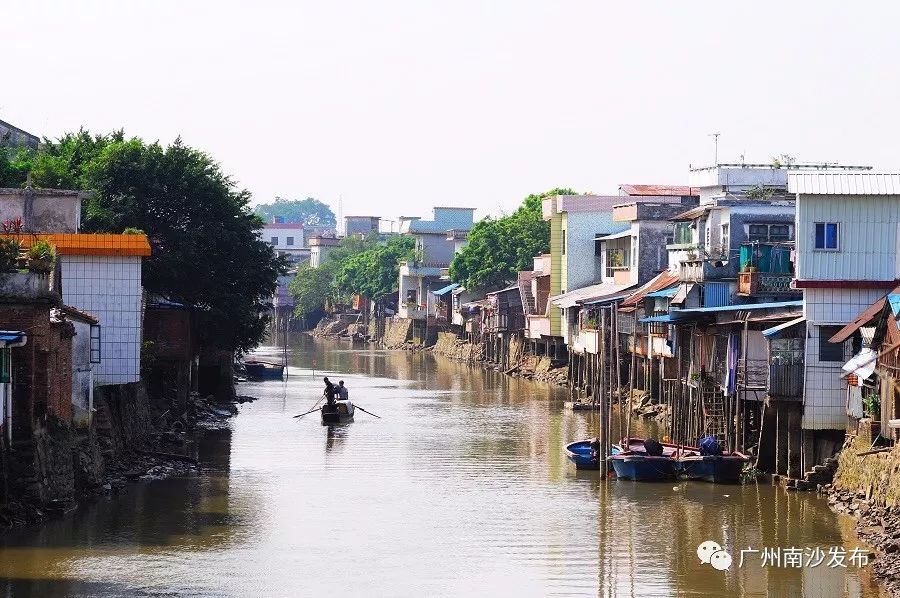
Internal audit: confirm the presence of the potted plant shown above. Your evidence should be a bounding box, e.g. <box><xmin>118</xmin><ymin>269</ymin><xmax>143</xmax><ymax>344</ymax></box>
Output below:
<box><xmin>27</xmin><ymin>240</ymin><xmax>56</xmax><ymax>274</ymax></box>
<box><xmin>0</xmin><ymin>238</ymin><xmax>21</xmax><ymax>273</ymax></box>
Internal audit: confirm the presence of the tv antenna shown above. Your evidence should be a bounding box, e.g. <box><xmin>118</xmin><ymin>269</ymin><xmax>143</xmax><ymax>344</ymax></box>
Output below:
<box><xmin>709</xmin><ymin>132</ymin><xmax>720</xmax><ymax>165</ymax></box>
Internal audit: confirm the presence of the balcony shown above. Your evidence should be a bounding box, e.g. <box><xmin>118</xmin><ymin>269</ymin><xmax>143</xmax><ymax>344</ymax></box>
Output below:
<box><xmin>680</xmin><ymin>258</ymin><xmax>734</xmax><ymax>283</ymax></box>
<box><xmin>768</xmin><ymin>363</ymin><xmax>804</xmax><ymax>399</ymax></box>
<box><xmin>399</xmin><ymin>302</ymin><xmax>426</xmax><ymax>320</ymax></box>
<box><xmin>738</xmin><ymin>271</ymin><xmax>795</xmax><ymax>296</ymax></box>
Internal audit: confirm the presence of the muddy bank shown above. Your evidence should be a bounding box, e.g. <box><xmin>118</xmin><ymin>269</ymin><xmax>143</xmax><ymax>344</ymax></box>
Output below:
<box><xmin>0</xmin><ymin>391</ymin><xmax>255</xmax><ymax>531</ymax></box>
<box><xmin>820</xmin><ymin>429</ymin><xmax>900</xmax><ymax>597</ymax></box>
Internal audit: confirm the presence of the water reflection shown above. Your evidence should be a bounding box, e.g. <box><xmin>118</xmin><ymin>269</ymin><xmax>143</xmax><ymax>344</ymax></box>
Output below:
<box><xmin>0</xmin><ymin>336</ymin><xmax>884</xmax><ymax>597</ymax></box>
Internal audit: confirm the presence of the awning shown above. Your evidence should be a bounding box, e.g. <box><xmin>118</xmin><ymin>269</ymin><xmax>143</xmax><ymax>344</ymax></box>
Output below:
<box><xmin>645</xmin><ymin>286</ymin><xmax>679</xmax><ymax>298</ymax></box>
<box><xmin>0</xmin><ymin>331</ymin><xmax>27</xmax><ymax>348</ymax></box>
<box><xmin>829</xmin><ymin>296</ymin><xmax>890</xmax><ymax>343</ymax></box>
<box><xmin>550</xmin><ymin>282</ymin><xmax>635</xmax><ymax>309</ymax></box>
<box><xmin>619</xmin><ymin>271</ymin><xmax>679</xmax><ymax>308</ymax></box>
<box><xmin>432</xmin><ymin>283</ymin><xmax>460</xmax><ymax>297</ymax></box>
<box><xmin>670</xmin><ymin>283</ymin><xmax>693</xmax><ymax>306</ymax></box>
<box><xmin>639</xmin><ymin>314</ymin><xmax>678</xmax><ymax>324</ymax></box>
<box><xmin>762</xmin><ymin>316</ymin><xmax>806</xmax><ymax>339</ymax></box>
<box><xmin>594</xmin><ymin>230</ymin><xmax>632</xmax><ymax>241</ymax></box>
<box><xmin>580</xmin><ymin>289</ymin><xmax>637</xmax><ymax>306</ymax></box>
<box><xmin>675</xmin><ymin>300</ymin><xmax>802</xmax><ymax>315</ymax></box>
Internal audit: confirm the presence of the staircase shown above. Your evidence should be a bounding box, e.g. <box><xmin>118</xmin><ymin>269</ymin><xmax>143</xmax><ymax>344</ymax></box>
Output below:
<box><xmin>701</xmin><ymin>384</ymin><xmax>727</xmax><ymax>445</ymax></box>
<box><xmin>518</xmin><ymin>275</ymin><xmax>536</xmax><ymax>315</ymax></box>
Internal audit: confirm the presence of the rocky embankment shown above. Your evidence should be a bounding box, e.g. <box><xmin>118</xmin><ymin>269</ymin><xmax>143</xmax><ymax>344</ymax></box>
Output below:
<box><xmin>820</xmin><ymin>430</ymin><xmax>900</xmax><ymax>597</ymax></box>
<box><xmin>0</xmin><ymin>392</ymin><xmax>255</xmax><ymax>531</ymax></box>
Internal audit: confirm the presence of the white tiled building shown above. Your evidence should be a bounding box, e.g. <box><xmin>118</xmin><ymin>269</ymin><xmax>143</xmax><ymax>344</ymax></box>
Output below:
<box><xmin>789</xmin><ymin>172</ymin><xmax>900</xmax><ymax>433</ymax></box>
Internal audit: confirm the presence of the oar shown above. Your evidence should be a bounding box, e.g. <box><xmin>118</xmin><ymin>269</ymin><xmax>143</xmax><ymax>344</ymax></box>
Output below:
<box><xmin>293</xmin><ymin>406</ymin><xmax>322</xmax><ymax>419</ymax></box>
<box><xmin>354</xmin><ymin>405</ymin><xmax>382</xmax><ymax>419</ymax></box>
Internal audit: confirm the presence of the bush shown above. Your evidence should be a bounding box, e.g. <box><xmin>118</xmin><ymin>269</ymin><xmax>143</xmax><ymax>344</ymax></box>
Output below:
<box><xmin>0</xmin><ymin>238</ymin><xmax>21</xmax><ymax>272</ymax></box>
<box><xmin>123</xmin><ymin>227</ymin><xmax>144</xmax><ymax>235</ymax></box>
<box><xmin>27</xmin><ymin>240</ymin><xmax>56</xmax><ymax>273</ymax></box>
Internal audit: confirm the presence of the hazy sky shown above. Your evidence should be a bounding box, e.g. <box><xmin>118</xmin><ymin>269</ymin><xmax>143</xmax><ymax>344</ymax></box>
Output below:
<box><xmin>4</xmin><ymin>1</ymin><xmax>899</xmax><ymax>221</ymax></box>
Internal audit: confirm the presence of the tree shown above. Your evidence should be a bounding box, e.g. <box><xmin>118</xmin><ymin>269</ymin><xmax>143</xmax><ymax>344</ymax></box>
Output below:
<box><xmin>288</xmin><ymin>234</ymin><xmax>376</xmax><ymax>317</ymax></box>
<box><xmin>449</xmin><ymin>188</ymin><xmax>575</xmax><ymax>292</ymax></box>
<box><xmin>79</xmin><ymin>136</ymin><xmax>286</xmax><ymax>352</ymax></box>
<box><xmin>335</xmin><ymin>235</ymin><xmax>416</xmax><ymax>299</ymax></box>
<box><xmin>254</xmin><ymin>197</ymin><xmax>336</xmax><ymax>227</ymax></box>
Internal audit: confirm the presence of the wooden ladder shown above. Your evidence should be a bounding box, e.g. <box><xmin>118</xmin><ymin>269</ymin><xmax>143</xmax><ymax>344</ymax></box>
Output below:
<box><xmin>701</xmin><ymin>384</ymin><xmax>727</xmax><ymax>445</ymax></box>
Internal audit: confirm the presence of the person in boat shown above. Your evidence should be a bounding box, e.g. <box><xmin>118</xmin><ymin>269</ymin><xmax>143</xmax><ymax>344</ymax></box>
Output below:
<box><xmin>323</xmin><ymin>377</ymin><xmax>336</xmax><ymax>405</ymax></box>
<box><xmin>337</xmin><ymin>380</ymin><xmax>349</xmax><ymax>402</ymax></box>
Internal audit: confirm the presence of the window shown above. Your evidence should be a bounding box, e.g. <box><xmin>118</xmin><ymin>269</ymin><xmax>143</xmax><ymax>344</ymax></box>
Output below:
<box><xmin>814</xmin><ymin>222</ymin><xmax>839</xmax><ymax>250</ymax></box>
<box><xmin>749</xmin><ymin>223</ymin><xmax>794</xmax><ymax>243</ymax></box>
<box><xmin>769</xmin><ymin>224</ymin><xmax>790</xmax><ymax>241</ymax></box>
<box><xmin>561</xmin><ymin>229</ymin><xmax>566</xmax><ymax>255</ymax></box>
<box><xmin>721</xmin><ymin>223</ymin><xmax>729</xmax><ymax>253</ymax></box>
<box><xmin>405</xmin><ymin>289</ymin><xmax>418</xmax><ymax>304</ymax></box>
<box><xmin>748</xmin><ymin>224</ymin><xmax>769</xmax><ymax>242</ymax></box>
<box><xmin>270</xmin><ymin>236</ymin><xmax>279</xmax><ymax>246</ymax></box>
<box><xmin>673</xmin><ymin>222</ymin><xmax>692</xmax><ymax>244</ymax></box>
<box><xmin>90</xmin><ymin>325</ymin><xmax>102</xmax><ymax>364</ymax></box>
<box><xmin>286</xmin><ymin>236</ymin><xmax>294</xmax><ymax>246</ymax></box>
<box><xmin>819</xmin><ymin>325</ymin><xmax>844</xmax><ymax>362</ymax></box>
<box><xmin>631</xmin><ymin>236</ymin><xmax>638</xmax><ymax>267</ymax></box>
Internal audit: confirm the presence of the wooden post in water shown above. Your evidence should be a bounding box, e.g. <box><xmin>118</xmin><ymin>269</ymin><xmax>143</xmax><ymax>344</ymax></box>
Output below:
<box><xmin>738</xmin><ymin>316</ymin><xmax>749</xmax><ymax>453</ymax></box>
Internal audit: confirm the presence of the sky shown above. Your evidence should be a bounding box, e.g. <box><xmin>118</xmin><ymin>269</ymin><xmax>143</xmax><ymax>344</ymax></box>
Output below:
<box><xmin>3</xmin><ymin>1</ymin><xmax>900</xmax><ymax>223</ymax></box>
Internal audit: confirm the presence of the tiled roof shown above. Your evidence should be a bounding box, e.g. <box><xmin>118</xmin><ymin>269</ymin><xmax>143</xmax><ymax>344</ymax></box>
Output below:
<box><xmin>61</xmin><ymin>305</ymin><xmax>100</xmax><ymax>324</ymax></box>
<box><xmin>1</xmin><ymin>233</ymin><xmax>152</xmax><ymax>257</ymax></box>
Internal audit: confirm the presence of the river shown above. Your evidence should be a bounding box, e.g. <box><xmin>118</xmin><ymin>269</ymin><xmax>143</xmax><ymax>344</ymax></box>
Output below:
<box><xmin>0</xmin><ymin>336</ymin><xmax>885</xmax><ymax>597</ymax></box>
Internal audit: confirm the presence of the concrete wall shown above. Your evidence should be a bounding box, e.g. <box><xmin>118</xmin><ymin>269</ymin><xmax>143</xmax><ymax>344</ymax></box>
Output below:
<box><xmin>71</xmin><ymin>318</ymin><xmax>93</xmax><ymax>428</ymax></box>
<box><xmin>60</xmin><ymin>255</ymin><xmax>143</xmax><ymax>386</ymax></box>
<box><xmin>796</xmin><ymin>194</ymin><xmax>900</xmax><ymax>281</ymax></box>
<box><xmin>417</xmin><ymin>233</ymin><xmax>455</xmax><ymax>267</ymax></box>
<box><xmin>0</xmin><ymin>189</ymin><xmax>82</xmax><ymax>232</ymax></box>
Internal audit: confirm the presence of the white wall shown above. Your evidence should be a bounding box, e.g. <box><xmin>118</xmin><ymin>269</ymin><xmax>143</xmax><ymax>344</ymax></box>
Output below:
<box><xmin>562</xmin><ymin>212</ymin><xmax>602</xmax><ymax>292</ymax></box>
<box><xmin>61</xmin><ymin>255</ymin><xmax>143</xmax><ymax>386</ymax></box>
<box><xmin>261</xmin><ymin>225</ymin><xmax>305</xmax><ymax>250</ymax></box>
<box><xmin>802</xmin><ymin>287</ymin><xmax>887</xmax><ymax>430</ymax></box>
<box><xmin>796</xmin><ymin>194</ymin><xmax>900</xmax><ymax>281</ymax></box>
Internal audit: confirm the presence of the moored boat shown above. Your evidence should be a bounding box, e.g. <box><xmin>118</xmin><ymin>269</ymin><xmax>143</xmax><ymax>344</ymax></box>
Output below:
<box><xmin>679</xmin><ymin>452</ymin><xmax>749</xmax><ymax>483</ymax></box>
<box><xmin>244</xmin><ymin>360</ymin><xmax>285</xmax><ymax>380</ymax></box>
<box><xmin>321</xmin><ymin>400</ymin><xmax>354</xmax><ymax>424</ymax></box>
<box><xmin>565</xmin><ymin>440</ymin><xmax>600</xmax><ymax>470</ymax></box>
<box><xmin>610</xmin><ymin>452</ymin><xmax>679</xmax><ymax>481</ymax></box>
<box><xmin>609</xmin><ymin>437</ymin><xmax>684</xmax><ymax>481</ymax></box>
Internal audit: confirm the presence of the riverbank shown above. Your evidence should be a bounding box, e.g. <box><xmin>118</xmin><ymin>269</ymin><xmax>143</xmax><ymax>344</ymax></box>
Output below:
<box><xmin>0</xmin><ymin>389</ymin><xmax>253</xmax><ymax>532</ymax></box>
<box><xmin>820</xmin><ymin>429</ymin><xmax>900</xmax><ymax>597</ymax></box>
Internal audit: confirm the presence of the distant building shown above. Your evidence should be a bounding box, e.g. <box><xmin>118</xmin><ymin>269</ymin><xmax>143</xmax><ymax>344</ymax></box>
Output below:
<box><xmin>0</xmin><ymin>188</ymin><xmax>86</xmax><ymax>233</ymax></box>
<box><xmin>0</xmin><ymin>119</ymin><xmax>39</xmax><ymax>150</ymax></box>
<box><xmin>344</xmin><ymin>215</ymin><xmax>380</xmax><ymax>237</ymax></box>
<box><xmin>397</xmin><ymin>207</ymin><xmax>475</xmax><ymax>331</ymax></box>
<box><xmin>259</xmin><ymin>218</ymin><xmax>306</xmax><ymax>263</ymax></box>
<box><xmin>309</xmin><ymin>234</ymin><xmax>341</xmax><ymax>268</ymax></box>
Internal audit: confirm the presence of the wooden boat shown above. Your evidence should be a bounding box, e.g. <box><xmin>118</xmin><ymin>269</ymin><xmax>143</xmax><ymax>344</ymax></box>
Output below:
<box><xmin>565</xmin><ymin>440</ymin><xmax>600</xmax><ymax>470</ymax></box>
<box><xmin>609</xmin><ymin>437</ymin><xmax>685</xmax><ymax>482</ymax></box>
<box><xmin>243</xmin><ymin>360</ymin><xmax>285</xmax><ymax>380</ymax></box>
<box><xmin>321</xmin><ymin>400</ymin><xmax>354</xmax><ymax>424</ymax></box>
<box><xmin>679</xmin><ymin>451</ymin><xmax>749</xmax><ymax>483</ymax></box>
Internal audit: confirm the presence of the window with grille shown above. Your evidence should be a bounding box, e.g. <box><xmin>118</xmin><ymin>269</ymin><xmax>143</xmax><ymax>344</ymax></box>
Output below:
<box><xmin>286</xmin><ymin>236</ymin><xmax>294</xmax><ymax>246</ymax></box>
<box><xmin>90</xmin><ymin>325</ymin><xmax>102</xmax><ymax>364</ymax></box>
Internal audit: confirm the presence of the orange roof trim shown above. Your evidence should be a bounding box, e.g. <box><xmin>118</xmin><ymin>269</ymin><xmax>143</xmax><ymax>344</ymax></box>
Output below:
<box><xmin>0</xmin><ymin>233</ymin><xmax>151</xmax><ymax>257</ymax></box>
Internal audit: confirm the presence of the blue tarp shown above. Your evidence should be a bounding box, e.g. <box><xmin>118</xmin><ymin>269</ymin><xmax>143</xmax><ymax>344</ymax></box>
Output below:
<box><xmin>675</xmin><ymin>300</ymin><xmax>802</xmax><ymax>314</ymax></box>
<box><xmin>0</xmin><ymin>331</ymin><xmax>26</xmax><ymax>346</ymax></box>
<box><xmin>639</xmin><ymin>314</ymin><xmax>679</xmax><ymax>324</ymax></box>
<box><xmin>644</xmin><ymin>286</ymin><xmax>679</xmax><ymax>298</ymax></box>
<box><xmin>432</xmin><ymin>283</ymin><xmax>460</xmax><ymax>297</ymax></box>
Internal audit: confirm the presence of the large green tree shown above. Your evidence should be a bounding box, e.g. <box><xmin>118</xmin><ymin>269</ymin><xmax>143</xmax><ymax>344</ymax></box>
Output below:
<box><xmin>254</xmin><ymin>197</ymin><xmax>336</xmax><ymax>227</ymax></box>
<box><xmin>449</xmin><ymin>188</ymin><xmax>575</xmax><ymax>292</ymax></box>
<box><xmin>335</xmin><ymin>235</ymin><xmax>415</xmax><ymax>300</ymax></box>
<box><xmin>3</xmin><ymin>130</ymin><xmax>285</xmax><ymax>352</ymax></box>
<box><xmin>289</xmin><ymin>235</ymin><xmax>375</xmax><ymax>317</ymax></box>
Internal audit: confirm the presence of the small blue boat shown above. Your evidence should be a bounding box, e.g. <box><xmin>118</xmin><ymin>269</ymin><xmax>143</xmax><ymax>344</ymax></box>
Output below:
<box><xmin>609</xmin><ymin>438</ymin><xmax>682</xmax><ymax>482</ymax></box>
<box><xmin>679</xmin><ymin>453</ymin><xmax>749</xmax><ymax>483</ymax></box>
<box><xmin>564</xmin><ymin>440</ymin><xmax>599</xmax><ymax>470</ymax></box>
<box><xmin>244</xmin><ymin>360</ymin><xmax>285</xmax><ymax>380</ymax></box>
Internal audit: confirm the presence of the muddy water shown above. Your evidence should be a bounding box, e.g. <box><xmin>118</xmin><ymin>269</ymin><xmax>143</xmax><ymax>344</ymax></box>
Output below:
<box><xmin>0</xmin><ymin>336</ymin><xmax>885</xmax><ymax>597</ymax></box>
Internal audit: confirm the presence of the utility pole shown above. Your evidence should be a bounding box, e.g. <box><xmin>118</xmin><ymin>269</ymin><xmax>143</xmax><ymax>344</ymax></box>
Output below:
<box><xmin>709</xmin><ymin>132</ymin><xmax>720</xmax><ymax>165</ymax></box>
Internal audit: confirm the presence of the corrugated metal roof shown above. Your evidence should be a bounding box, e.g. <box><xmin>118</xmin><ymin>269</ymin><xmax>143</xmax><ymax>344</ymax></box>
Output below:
<box><xmin>645</xmin><ymin>286</ymin><xmax>679</xmax><ymax>298</ymax></box>
<box><xmin>676</xmin><ymin>300</ymin><xmax>802</xmax><ymax>314</ymax></box>
<box><xmin>550</xmin><ymin>282</ymin><xmax>634</xmax><ymax>309</ymax></box>
<box><xmin>788</xmin><ymin>172</ymin><xmax>900</xmax><ymax>195</ymax></box>
<box><xmin>671</xmin><ymin>205</ymin><xmax>722</xmax><ymax>221</ymax></box>
<box><xmin>619</xmin><ymin>271</ymin><xmax>679</xmax><ymax>308</ymax></box>
<box><xmin>432</xmin><ymin>283</ymin><xmax>460</xmax><ymax>296</ymax></box>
